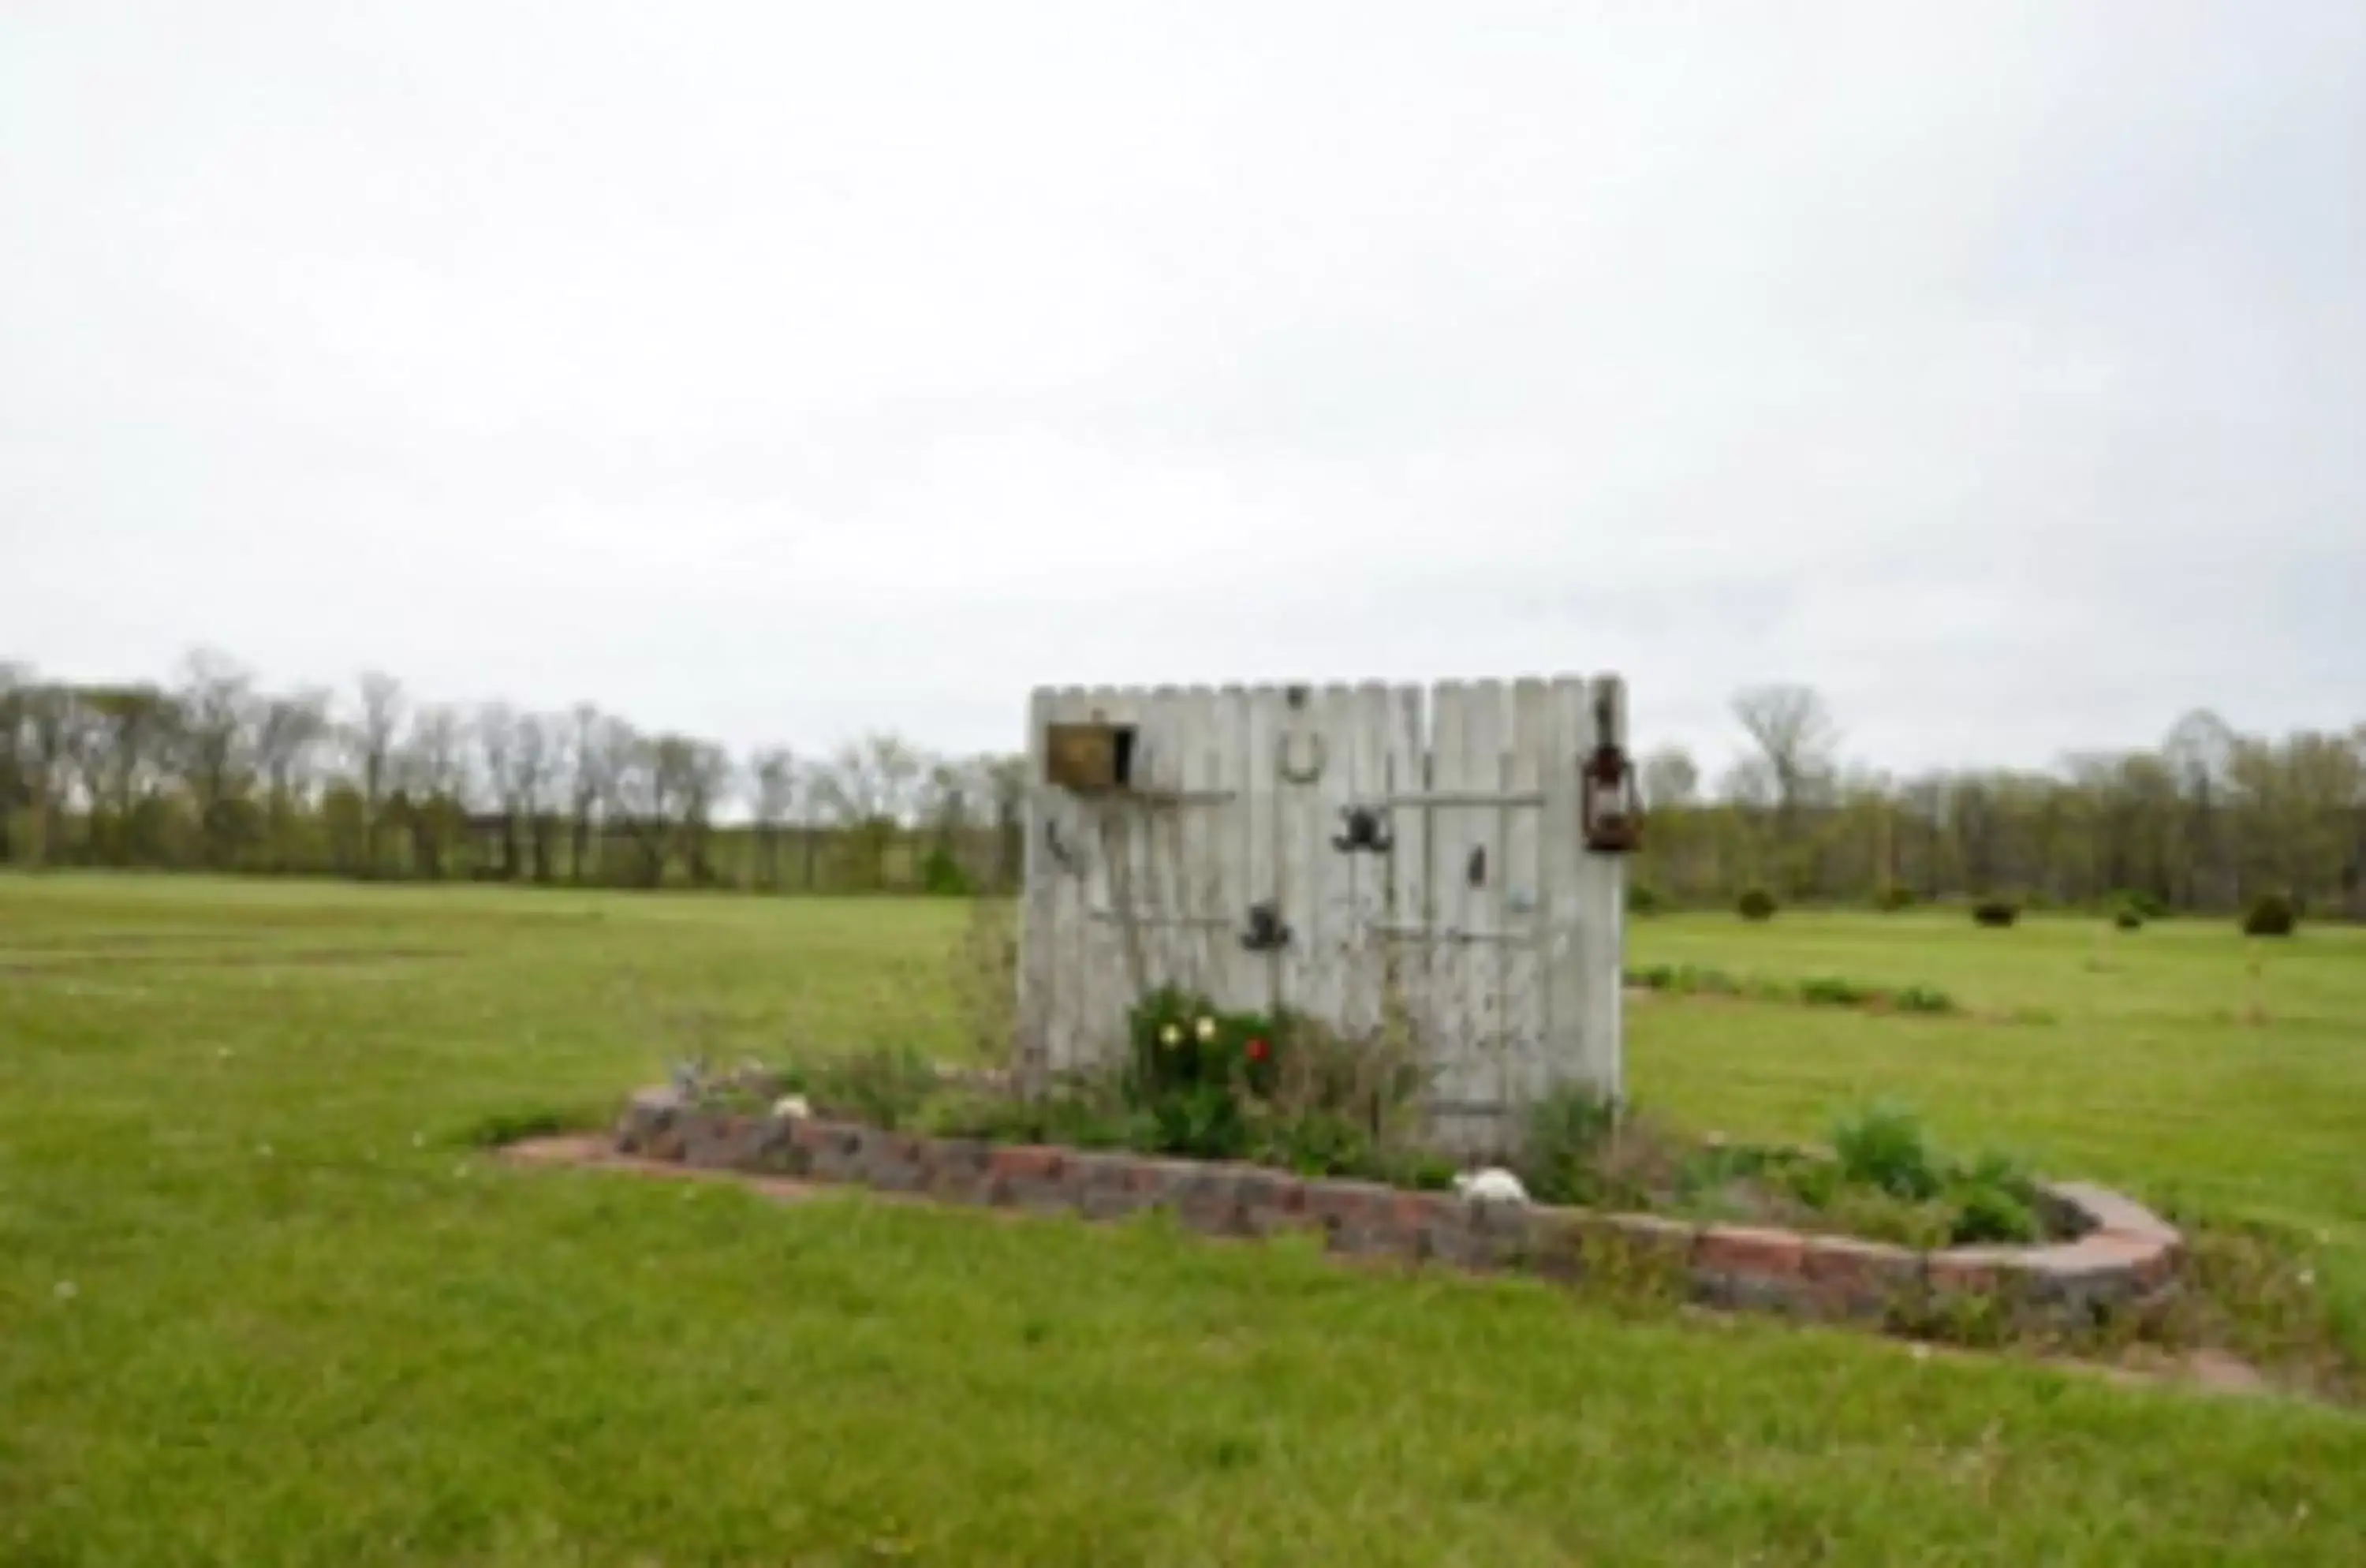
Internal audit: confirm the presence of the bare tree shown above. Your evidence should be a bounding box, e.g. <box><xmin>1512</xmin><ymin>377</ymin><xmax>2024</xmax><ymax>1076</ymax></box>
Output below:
<box><xmin>352</xmin><ymin>671</ymin><xmax>405</xmax><ymax>875</ymax></box>
<box><xmin>1640</xmin><ymin>745</ymin><xmax>1699</xmax><ymax>810</ymax></box>
<box><xmin>566</xmin><ymin>704</ymin><xmax>611</xmax><ymax>882</ymax></box>
<box><xmin>175</xmin><ymin>649</ymin><xmax>260</xmax><ymax>867</ymax></box>
<box><xmin>394</xmin><ymin>704</ymin><xmax>467</xmax><ymax>879</ymax></box>
<box><xmin>748</xmin><ymin>745</ymin><xmax>798</xmax><ymax>890</ymax></box>
<box><xmin>1733</xmin><ymin>684</ymin><xmax>1838</xmax><ymax>849</ymax></box>
<box><xmin>812</xmin><ymin>732</ymin><xmax>927</xmax><ymax>888</ymax></box>
<box><xmin>253</xmin><ymin>688</ymin><xmax>332</xmax><ymax>871</ymax></box>
<box><xmin>474</xmin><ymin>702</ymin><xmax>521</xmax><ymax>877</ymax></box>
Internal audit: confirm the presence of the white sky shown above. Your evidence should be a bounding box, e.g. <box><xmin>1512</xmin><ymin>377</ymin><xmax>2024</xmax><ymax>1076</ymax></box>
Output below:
<box><xmin>6</xmin><ymin>2</ymin><xmax>2362</xmax><ymax>776</ymax></box>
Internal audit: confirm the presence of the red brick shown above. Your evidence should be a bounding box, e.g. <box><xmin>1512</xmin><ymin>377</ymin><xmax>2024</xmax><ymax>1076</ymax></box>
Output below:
<box><xmin>1802</xmin><ymin>1235</ymin><xmax>1918</xmax><ymax>1287</ymax></box>
<box><xmin>989</xmin><ymin>1145</ymin><xmax>1065</xmax><ymax>1182</ymax></box>
<box><xmin>1928</xmin><ymin>1245</ymin><xmax>2021</xmax><ymax>1294</ymax></box>
<box><xmin>1697</xmin><ymin>1225</ymin><xmax>1807</xmax><ymax>1279</ymax></box>
<box><xmin>1607</xmin><ymin>1214</ymin><xmax>1698</xmax><ymax>1263</ymax></box>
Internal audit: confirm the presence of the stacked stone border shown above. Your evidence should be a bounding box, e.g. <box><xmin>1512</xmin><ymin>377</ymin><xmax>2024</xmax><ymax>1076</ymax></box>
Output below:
<box><xmin>614</xmin><ymin>1088</ymin><xmax>2183</xmax><ymax>1331</ymax></box>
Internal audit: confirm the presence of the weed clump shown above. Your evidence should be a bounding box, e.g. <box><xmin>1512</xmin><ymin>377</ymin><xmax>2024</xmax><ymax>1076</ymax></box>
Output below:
<box><xmin>2241</xmin><ymin>892</ymin><xmax>2297</xmax><ymax>938</ymax></box>
<box><xmin>1736</xmin><ymin>887</ymin><xmax>1778</xmax><ymax>921</ymax></box>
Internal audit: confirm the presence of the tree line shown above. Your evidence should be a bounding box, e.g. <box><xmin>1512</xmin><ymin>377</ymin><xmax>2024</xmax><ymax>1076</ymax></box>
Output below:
<box><xmin>3</xmin><ymin>654</ymin><xmax>2360</xmax><ymax>916</ymax></box>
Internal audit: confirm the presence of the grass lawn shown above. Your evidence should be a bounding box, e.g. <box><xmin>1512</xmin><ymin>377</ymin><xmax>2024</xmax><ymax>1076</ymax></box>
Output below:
<box><xmin>2</xmin><ymin>874</ymin><xmax>2361</xmax><ymax>1566</ymax></box>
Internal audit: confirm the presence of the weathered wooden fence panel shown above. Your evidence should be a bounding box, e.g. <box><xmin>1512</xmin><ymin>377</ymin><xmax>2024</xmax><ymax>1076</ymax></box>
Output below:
<box><xmin>1019</xmin><ymin>674</ymin><xmax>1629</xmax><ymax>1149</ymax></box>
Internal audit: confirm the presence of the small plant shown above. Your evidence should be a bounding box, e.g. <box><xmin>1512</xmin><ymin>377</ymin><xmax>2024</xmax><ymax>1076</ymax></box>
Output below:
<box><xmin>1796</xmin><ymin>975</ymin><xmax>1872</xmax><ymax>1007</ymax></box>
<box><xmin>1517</xmin><ymin>1081</ymin><xmax>1621</xmax><ymax>1205</ymax></box>
<box><xmin>2113</xmin><ymin>905</ymin><xmax>2144</xmax><ymax>931</ymax></box>
<box><xmin>1627</xmin><ymin>883</ymin><xmax>1663</xmax><ymax>916</ymax></box>
<box><xmin>918</xmin><ymin>846</ymin><xmax>974</xmax><ymax>897</ymax></box>
<box><xmin>1889</xmin><ymin>984</ymin><xmax>1957</xmax><ymax>1015</ymax></box>
<box><xmin>804</xmin><ymin>1045</ymin><xmax>942</xmax><ymax>1131</ymax></box>
<box><xmin>2116</xmin><ymin>889</ymin><xmax>2170</xmax><ymax>920</ymax></box>
<box><xmin>1873</xmin><ymin>883</ymin><xmax>1916</xmax><ymax>912</ymax></box>
<box><xmin>1736</xmin><ymin>887</ymin><xmax>1778</xmax><ymax>921</ymax></box>
<box><xmin>1830</xmin><ymin>1101</ymin><xmax>1940</xmax><ymax>1202</ymax></box>
<box><xmin>2241</xmin><ymin>892</ymin><xmax>2297</xmax><ymax>938</ymax></box>
<box><xmin>1971</xmin><ymin>898</ymin><xmax>2019</xmax><ymax>928</ymax></box>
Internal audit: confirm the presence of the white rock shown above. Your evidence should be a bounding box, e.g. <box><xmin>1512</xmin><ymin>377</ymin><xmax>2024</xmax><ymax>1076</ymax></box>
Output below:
<box><xmin>1452</xmin><ymin>1167</ymin><xmax>1530</xmax><ymax>1204</ymax></box>
<box><xmin>772</xmin><ymin>1093</ymin><xmax>812</xmax><ymax>1121</ymax></box>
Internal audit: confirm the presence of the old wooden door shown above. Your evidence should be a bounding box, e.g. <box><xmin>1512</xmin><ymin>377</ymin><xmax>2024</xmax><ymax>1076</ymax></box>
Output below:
<box><xmin>1020</xmin><ymin>677</ymin><xmax>1625</xmax><ymax>1150</ymax></box>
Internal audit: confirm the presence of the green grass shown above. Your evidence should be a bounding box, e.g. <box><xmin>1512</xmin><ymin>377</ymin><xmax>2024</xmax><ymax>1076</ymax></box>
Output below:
<box><xmin>2</xmin><ymin>876</ymin><xmax>2361</xmax><ymax>1566</ymax></box>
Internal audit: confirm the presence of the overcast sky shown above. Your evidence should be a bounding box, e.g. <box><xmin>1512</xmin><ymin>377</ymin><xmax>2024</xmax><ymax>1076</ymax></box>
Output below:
<box><xmin>6</xmin><ymin>2</ymin><xmax>2362</xmax><ymax>776</ymax></box>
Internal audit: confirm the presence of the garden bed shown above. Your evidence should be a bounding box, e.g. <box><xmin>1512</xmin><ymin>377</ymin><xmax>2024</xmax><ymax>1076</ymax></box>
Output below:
<box><xmin>611</xmin><ymin>1085</ymin><xmax>2184</xmax><ymax>1338</ymax></box>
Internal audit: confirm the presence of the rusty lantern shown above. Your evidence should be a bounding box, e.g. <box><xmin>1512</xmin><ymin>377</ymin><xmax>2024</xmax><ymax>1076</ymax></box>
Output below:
<box><xmin>1580</xmin><ymin>691</ymin><xmax>1643</xmax><ymax>854</ymax></box>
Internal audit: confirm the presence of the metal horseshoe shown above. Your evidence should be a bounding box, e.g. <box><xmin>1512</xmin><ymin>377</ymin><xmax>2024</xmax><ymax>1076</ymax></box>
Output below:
<box><xmin>1277</xmin><ymin>731</ymin><xmax>1327</xmax><ymax>785</ymax></box>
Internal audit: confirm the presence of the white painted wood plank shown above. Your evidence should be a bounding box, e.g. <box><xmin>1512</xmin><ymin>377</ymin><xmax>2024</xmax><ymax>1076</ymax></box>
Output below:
<box><xmin>1172</xmin><ymin>685</ymin><xmax>1218</xmax><ymax>999</ymax></box>
<box><xmin>1541</xmin><ymin>675</ymin><xmax>1590</xmax><ymax>1099</ymax></box>
<box><xmin>1241</xmin><ymin>685</ymin><xmax>1286</xmax><ymax>1017</ymax></box>
<box><xmin>1340</xmin><ymin>682</ymin><xmax>1393</xmax><ymax>1040</ymax></box>
<box><xmin>1503</xmin><ymin>677</ymin><xmax>1551</xmax><ymax>1111</ymax></box>
<box><xmin>1077</xmin><ymin>684</ymin><xmax>1141</xmax><ymax>1070</ymax></box>
<box><xmin>1043</xmin><ymin>685</ymin><xmax>1098</xmax><ymax>1076</ymax></box>
<box><xmin>1207</xmin><ymin>685</ymin><xmax>1257</xmax><ymax>1013</ymax></box>
<box><xmin>1583</xmin><ymin>673</ymin><xmax>1629</xmax><ymax>1101</ymax></box>
<box><xmin>1460</xmin><ymin>680</ymin><xmax>1510</xmax><ymax>1143</ymax></box>
<box><xmin>1382</xmin><ymin>684</ymin><xmax>1431</xmax><ymax>1094</ymax></box>
<box><xmin>1425</xmin><ymin>681</ymin><xmax>1476</xmax><ymax>1133</ymax></box>
<box><xmin>1018</xmin><ymin>686</ymin><xmax>1058</xmax><ymax>1089</ymax></box>
<box><xmin>1137</xmin><ymin>684</ymin><xmax>1185</xmax><ymax>997</ymax></box>
<box><xmin>1274</xmin><ymin>683</ymin><xmax>1322</xmax><ymax>1021</ymax></box>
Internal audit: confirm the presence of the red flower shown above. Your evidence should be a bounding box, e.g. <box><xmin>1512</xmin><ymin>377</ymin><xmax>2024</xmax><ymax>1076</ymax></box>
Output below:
<box><xmin>1245</xmin><ymin>1037</ymin><xmax>1270</xmax><ymax>1062</ymax></box>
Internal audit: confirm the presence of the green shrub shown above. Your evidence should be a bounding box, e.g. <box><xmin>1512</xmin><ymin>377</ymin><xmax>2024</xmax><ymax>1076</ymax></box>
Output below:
<box><xmin>1971</xmin><ymin>898</ymin><xmax>2019</xmax><ymax>928</ymax></box>
<box><xmin>2113</xmin><ymin>905</ymin><xmax>2144</xmax><ymax>931</ymax></box>
<box><xmin>2118</xmin><ymin>889</ymin><xmax>2170</xmax><ymax>920</ymax></box>
<box><xmin>918</xmin><ymin>847</ymin><xmax>974</xmax><ymax>897</ymax></box>
<box><xmin>1797</xmin><ymin>975</ymin><xmax>1872</xmax><ymax>1007</ymax></box>
<box><xmin>1518</xmin><ymin>1081</ymin><xmax>1621</xmax><ymax>1205</ymax></box>
<box><xmin>1830</xmin><ymin>1101</ymin><xmax>1941</xmax><ymax>1201</ymax></box>
<box><xmin>2241</xmin><ymin>892</ymin><xmax>2297</xmax><ymax>938</ymax></box>
<box><xmin>1627</xmin><ymin>883</ymin><xmax>1663</xmax><ymax>916</ymax></box>
<box><xmin>1943</xmin><ymin>1150</ymin><xmax>2043</xmax><ymax>1245</ymax></box>
<box><xmin>1873</xmin><ymin>883</ymin><xmax>1916</xmax><ymax>912</ymax></box>
<box><xmin>1736</xmin><ymin>887</ymin><xmax>1778</xmax><ymax>921</ymax></box>
<box><xmin>1889</xmin><ymin>984</ymin><xmax>1957</xmax><ymax>1015</ymax></box>
<box><xmin>806</xmin><ymin>1046</ymin><xmax>942</xmax><ymax>1131</ymax></box>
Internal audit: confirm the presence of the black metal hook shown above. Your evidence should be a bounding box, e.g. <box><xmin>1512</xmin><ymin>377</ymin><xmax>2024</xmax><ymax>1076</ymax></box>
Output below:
<box><xmin>1332</xmin><ymin>805</ymin><xmax>1394</xmax><ymax>854</ymax></box>
<box><xmin>1239</xmin><ymin>900</ymin><xmax>1292</xmax><ymax>953</ymax></box>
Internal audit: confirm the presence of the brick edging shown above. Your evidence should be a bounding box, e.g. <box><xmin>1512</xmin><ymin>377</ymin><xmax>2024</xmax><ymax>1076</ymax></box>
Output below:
<box><xmin>614</xmin><ymin>1088</ymin><xmax>2182</xmax><ymax>1330</ymax></box>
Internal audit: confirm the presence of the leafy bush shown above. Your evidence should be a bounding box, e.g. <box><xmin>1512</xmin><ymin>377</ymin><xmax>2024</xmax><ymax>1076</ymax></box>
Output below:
<box><xmin>1889</xmin><ymin>984</ymin><xmax>1957</xmax><ymax>1015</ymax></box>
<box><xmin>2241</xmin><ymin>892</ymin><xmax>2297</xmax><ymax>938</ymax></box>
<box><xmin>1873</xmin><ymin>883</ymin><xmax>1916</xmax><ymax>912</ymax></box>
<box><xmin>1736</xmin><ymin>887</ymin><xmax>1778</xmax><ymax>921</ymax></box>
<box><xmin>1971</xmin><ymin>898</ymin><xmax>2019</xmax><ymax>928</ymax></box>
<box><xmin>918</xmin><ymin>847</ymin><xmax>975</xmax><ymax>897</ymax></box>
<box><xmin>1797</xmin><ymin>975</ymin><xmax>1872</xmax><ymax>1007</ymax></box>
<box><xmin>1518</xmin><ymin>1081</ymin><xmax>1621</xmax><ymax>1205</ymax></box>
<box><xmin>2117</xmin><ymin>889</ymin><xmax>2170</xmax><ymax>920</ymax></box>
<box><xmin>1942</xmin><ymin>1150</ymin><xmax>2043</xmax><ymax>1245</ymax></box>
<box><xmin>2113</xmin><ymin>905</ymin><xmax>2144</xmax><ymax>931</ymax></box>
<box><xmin>1627</xmin><ymin>883</ymin><xmax>1663</xmax><ymax>916</ymax></box>
<box><xmin>805</xmin><ymin>1046</ymin><xmax>942</xmax><ymax>1131</ymax></box>
<box><xmin>1830</xmin><ymin>1101</ymin><xmax>1941</xmax><ymax>1201</ymax></box>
